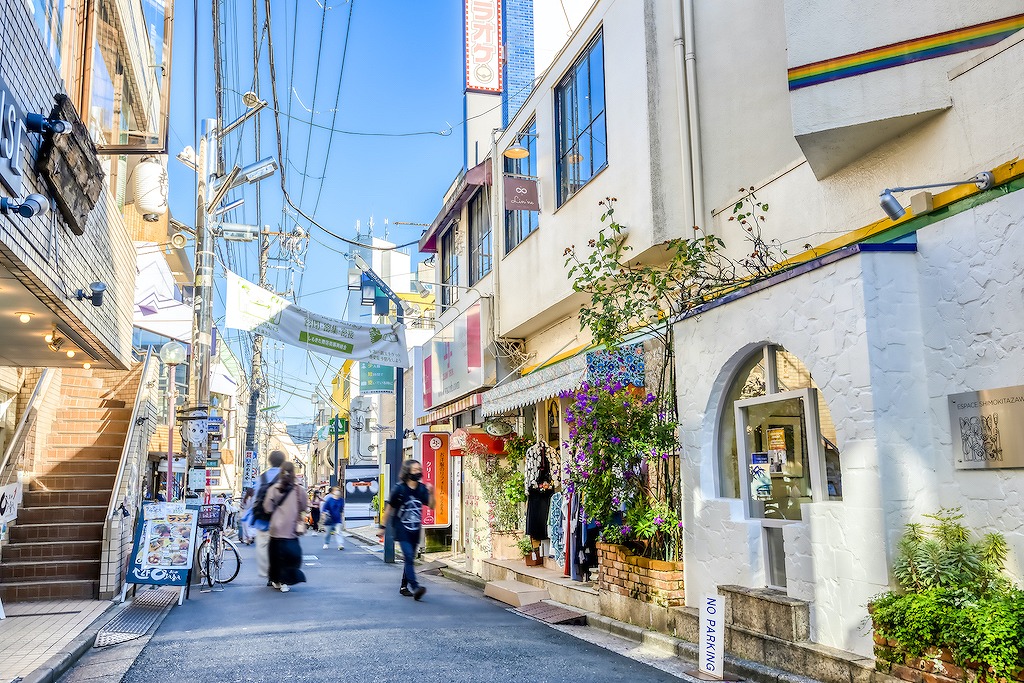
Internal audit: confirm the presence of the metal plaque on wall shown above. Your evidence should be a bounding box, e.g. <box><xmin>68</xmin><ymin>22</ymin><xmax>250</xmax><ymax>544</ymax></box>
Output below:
<box><xmin>949</xmin><ymin>385</ymin><xmax>1024</xmax><ymax>469</ymax></box>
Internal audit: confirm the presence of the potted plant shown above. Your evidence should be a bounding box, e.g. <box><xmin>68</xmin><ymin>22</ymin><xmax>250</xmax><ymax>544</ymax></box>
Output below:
<box><xmin>369</xmin><ymin>494</ymin><xmax>380</xmax><ymax>525</ymax></box>
<box><xmin>871</xmin><ymin>508</ymin><xmax>1023</xmax><ymax>682</ymax></box>
<box><xmin>517</xmin><ymin>536</ymin><xmax>543</xmax><ymax>566</ymax></box>
<box><xmin>467</xmin><ymin>433</ymin><xmax>530</xmax><ymax>559</ymax></box>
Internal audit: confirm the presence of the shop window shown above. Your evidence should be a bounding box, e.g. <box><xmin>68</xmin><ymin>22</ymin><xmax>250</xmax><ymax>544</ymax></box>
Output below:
<box><xmin>555</xmin><ymin>31</ymin><xmax>607</xmax><ymax>206</ymax></box>
<box><xmin>440</xmin><ymin>225</ymin><xmax>460</xmax><ymax>309</ymax></box>
<box><xmin>504</xmin><ymin>119</ymin><xmax>538</xmax><ymax>253</ymax></box>
<box><xmin>468</xmin><ymin>189</ymin><xmax>492</xmax><ymax>284</ymax></box>
<box><xmin>718</xmin><ymin>346</ymin><xmax>842</xmax><ymax>503</ymax></box>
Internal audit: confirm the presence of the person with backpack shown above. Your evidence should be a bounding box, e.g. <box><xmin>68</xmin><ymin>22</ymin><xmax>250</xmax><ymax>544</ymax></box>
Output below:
<box><xmin>262</xmin><ymin>461</ymin><xmax>309</xmax><ymax>592</ymax></box>
<box><xmin>246</xmin><ymin>450</ymin><xmax>285</xmax><ymax>582</ymax></box>
<box><xmin>320</xmin><ymin>486</ymin><xmax>345</xmax><ymax>550</ymax></box>
<box><xmin>377</xmin><ymin>459</ymin><xmax>434</xmax><ymax>600</ymax></box>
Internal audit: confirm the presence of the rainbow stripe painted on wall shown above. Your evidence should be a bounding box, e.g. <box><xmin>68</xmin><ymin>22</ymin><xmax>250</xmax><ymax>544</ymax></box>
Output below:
<box><xmin>788</xmin><ymin>13</ymin><xmax>1024</xmax><ymax>90</ymax></box>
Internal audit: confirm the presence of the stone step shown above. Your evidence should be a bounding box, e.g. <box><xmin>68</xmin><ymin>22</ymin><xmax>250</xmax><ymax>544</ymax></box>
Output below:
<box><xmin>60</xmin><ymin>398</ymin><xmax>127</xmax><ymax>410</ymax></box>
<box><xmin>0</xmin><ymin>579</ymin><xmax>98</xmax><ymax>602</ymax></box>
<box><xmin>484</xmin><ymin>579</ymin><xmax>550</xmax><ymax>607</ymax></box>
<box><xmin>0</xmin><ymin>558</ymin><xmax>99</xmax><ymax>582</ymax></box>
<box><xmin>30</xmin><ymin>473</ymin><xmax>116</xmax><ymax>492</ymax></box>
<box><xmin>54</xmin><ymin>419</ymin><xmax>132</xmax><ymax>434</ymax></box>
<box><xmin>2</xmin><ymin>540</ymin><xmax>102</xmax><ymax>562</ymax></box>
<box><xmin>63</xmin><ymin>407</ymin><xmax>133</xmax><ymax>421</ymax></box>
<box><xmin>45</xmin><ymin>459</ymin><xmax>120</xmax><ymax>476</ymax></box>
<box><xmin>16</xmin><ymin>505</ymin><xmax>107</xmax><ymax>525</ymax></box>
<box><xmin>22</xmin><ymin>489</ymin><xmax>111</xmax><ymax>508</ymax></box>
<box><xmin>47</xmin><ymin>431</ymin><xmax>127</xmax><ymax>448</ymax></box>
<box><xmin>44</xmin><ymin>444</ymin><xmax>124</xmax><ymax>459</ymax></box>
<box><xmin>9</xmin><ymin>521</ymin><xmax>104</xmax><ymax>542</ymax></box>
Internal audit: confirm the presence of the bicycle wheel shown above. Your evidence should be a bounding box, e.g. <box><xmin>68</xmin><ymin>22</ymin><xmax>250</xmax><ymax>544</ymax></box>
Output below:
<box><xmin>196</xmin><ymin>539</ymin><xmax>212</xmax><ymax>585</ymax></box>
<box><xmin>217</xmin><ymin>540</ymin><xmax>241</xmax><ymax>583</ymax></box>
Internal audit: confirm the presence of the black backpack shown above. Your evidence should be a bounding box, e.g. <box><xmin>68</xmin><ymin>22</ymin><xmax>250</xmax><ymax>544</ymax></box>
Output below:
<box><xmin>250</xmin><ymin>472</ymin><xmax>275</xmax><ymax>524</ymax></box>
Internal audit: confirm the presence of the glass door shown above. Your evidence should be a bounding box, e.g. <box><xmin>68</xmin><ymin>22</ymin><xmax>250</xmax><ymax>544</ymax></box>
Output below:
<box><xmin>734</xmin><ymin>388</ymin><xmax>825</xmax><ymax>589</ymax></box>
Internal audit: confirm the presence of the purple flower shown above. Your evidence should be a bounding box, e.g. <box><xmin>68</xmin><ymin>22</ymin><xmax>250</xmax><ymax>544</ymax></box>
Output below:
<box><xmin>610</xmin><ymin>436</ymin><xmax>621</xmax><ymax>445</ymax></box>
<box><xmin>662</xmin><ymin>452</ymin><xmax>669</xmax><ymax>460</ymax></box>
<box><xmin>569</xmin><ymin>428</ymin><xmax>578</xmax><ymax>439</ymax></box>
<box><xmin>612</xmin><ymin>497</ymin><xmax>620</xmax><ymax>506</ymax></box>
<box><xmin>645</xmin><ymin>393</ymin><xmax>656</xmax><ymax>404</ymax></box>
<box><xmin>623</xmin><ymin>401</ymin><xmax>630</xmax><ymax>408</ymax></box>
<box><xmin>653</xmin><ymin>516</ymin><xmax>664</xmax><ymax>526</ymax></box>
<box><xmin>620</xmin><ymin>525</ymin><xmax>632</xmax><ymax>535</ymax></box>
<box><xmin>612</xmin><ymin>382</ymin><xmax>623</xmax><ymax>392</ymax></box>
<box><xmin>677</xmin><ymin>521</ymin><xmax>684</xmax><ymax>529</ymax></box>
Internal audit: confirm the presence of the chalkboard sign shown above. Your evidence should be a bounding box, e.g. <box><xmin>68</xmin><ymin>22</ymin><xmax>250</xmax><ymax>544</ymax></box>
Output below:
<box><xmin>125</xmin><ymin>503</ymin><xmax>199</xmax><ymax>587</ymax></box>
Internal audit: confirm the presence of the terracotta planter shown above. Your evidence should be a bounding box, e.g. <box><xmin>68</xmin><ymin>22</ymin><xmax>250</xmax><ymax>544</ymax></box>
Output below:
<box><xmin>596</xmin><ymin>542</ymin><xmax>685</xmax><ymax>607</ymax></box>
<box><xmin>524</xmin><ymin>548</ymin><xmax>543</xmax><ymax>566</ymax></box>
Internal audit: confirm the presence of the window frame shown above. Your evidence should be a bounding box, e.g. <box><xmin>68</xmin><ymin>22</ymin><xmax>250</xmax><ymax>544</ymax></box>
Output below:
<box><xmin>554</xmin><ymin>31</ymin><xmax>607</xmax><ymax>207</ymax></box>
<box><xmin>440</xmin><ymin>224</ymin><xmax>460</xmax><ymax>310</ymax></box>
<box><xmin>468</xmin><ymin>188</ymin><xmax>492</xmax><ymax>284</ymax></box>
<box><xmin>504</xmin><ymin>119</ymin><xmax>539</xmax><ymax>255</ymax></box>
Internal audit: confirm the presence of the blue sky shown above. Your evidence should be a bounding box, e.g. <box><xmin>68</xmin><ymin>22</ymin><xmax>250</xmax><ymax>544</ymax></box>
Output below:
<box><xmin>166</xmin><ymin>0</ymin><xmax>466</xmax><ymax>424</ymax></box>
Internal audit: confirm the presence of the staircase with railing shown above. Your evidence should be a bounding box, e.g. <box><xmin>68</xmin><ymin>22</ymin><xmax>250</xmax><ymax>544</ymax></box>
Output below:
<box><xmin>0</xmin><ymin>351</ymin><xmax>157</xmax><ymax>602</ymax></box>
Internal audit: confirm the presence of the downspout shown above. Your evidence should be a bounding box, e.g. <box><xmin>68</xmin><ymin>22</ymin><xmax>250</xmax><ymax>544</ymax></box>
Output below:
<box><xmin>683</xmin><ymin>0</ymin><xmax>705</xmax><ymax>227</ymax></box>
<box><xmin>671</xmin><ymin>0</ymin><xmax>695</xmax><ymax>231</ymax></box>
<box><xmin>673</xmin><ymin>0</ymin><xmax>705</xmax><ymax>229</ymax></box>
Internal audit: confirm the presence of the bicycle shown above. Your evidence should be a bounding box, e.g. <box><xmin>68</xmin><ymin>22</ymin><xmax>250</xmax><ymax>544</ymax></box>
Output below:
<box><xmin>195</xmin><ymin>504</ymin><xmax>241</xmax><ymax>587</ymax></box>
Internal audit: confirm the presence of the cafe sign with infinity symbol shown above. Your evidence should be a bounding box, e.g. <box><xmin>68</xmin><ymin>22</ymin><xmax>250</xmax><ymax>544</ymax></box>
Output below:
<box><xmin>504</xmin><ymin>175</ymin><xmax>539</xmax><ymax>211</ymax></box>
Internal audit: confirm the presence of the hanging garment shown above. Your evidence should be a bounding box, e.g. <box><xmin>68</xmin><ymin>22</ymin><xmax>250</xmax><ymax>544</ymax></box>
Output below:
<box><xmin>526</xmin><ymin>488</ymin><xmax>554</xmax><ymax>540</ymax></box>
<box><xmin>547</xmin><ymin>491</ymin><xmax>565</xmax><ymax>558</ymax></box>
<box><xmin>524</xmin><ymin>442</ymin><xmax>545</xmax><ymax>494</ymax></box>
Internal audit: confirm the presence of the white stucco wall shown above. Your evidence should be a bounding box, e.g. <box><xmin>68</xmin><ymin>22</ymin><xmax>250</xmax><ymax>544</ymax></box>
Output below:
<box><xmin>675</xmin><ymin>186</ymin><xmax>1024</xmax><ymax>657</ymax></box>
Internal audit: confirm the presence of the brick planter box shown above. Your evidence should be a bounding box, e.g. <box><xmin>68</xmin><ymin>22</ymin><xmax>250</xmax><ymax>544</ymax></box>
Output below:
<box><xmin>873</xmin><ymin>627</ymin><xmax>1024</xmax><ymax>683</ymax></box>
<box><xmin>596</xmin><ymin>542</ymin><xmax>684</xmax><ymax>607</ymax></box>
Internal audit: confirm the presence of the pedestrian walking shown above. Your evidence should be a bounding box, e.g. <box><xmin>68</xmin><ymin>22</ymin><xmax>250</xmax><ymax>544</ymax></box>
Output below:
<box><xmin>310</xmin><ymin>490</ymin><xmax>322</xmax><ymax>534</ymax></box>
<box><xmin>378</xmin><ymin>459</ymin><xmax>434</xmax><ymax>600</ymax></box>
<box><xmin>237</xmin><ymin>488</ymin><xmax>255</xmax><ymax>545</ymax></box>
<box><xmin>321</xmin><ymin>486</ymin><xmax>345</xmax><ymax>550</ymax></box>
<box><xmin>262</xmin><ymin>461</ymin><xmax>309</xmax><ymax>593</ymax></box>
<box><xmin>246</xmin><ymin>450</ymin><xmax>285</xmax><ymax>581</ymax></box>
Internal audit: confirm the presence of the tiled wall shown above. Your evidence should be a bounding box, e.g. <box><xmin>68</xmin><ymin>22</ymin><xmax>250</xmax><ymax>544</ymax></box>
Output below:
<box><xmin>503</xmin><ymin>0</ymin><xmax>535</xmax><ymax>125</ymax></box>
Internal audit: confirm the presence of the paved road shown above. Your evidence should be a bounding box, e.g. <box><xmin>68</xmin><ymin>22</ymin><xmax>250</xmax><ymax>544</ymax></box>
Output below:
<box><xmin>113</xmin><ymin>533</ymin><xmax>679</xmax><ymax>683</ymax></box>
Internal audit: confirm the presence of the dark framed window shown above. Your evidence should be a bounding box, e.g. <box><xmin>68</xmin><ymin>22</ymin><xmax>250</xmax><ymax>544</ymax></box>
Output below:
<box><xmin>441</xmin><ymin>226</ymin><xmax>460</xmax><ymax>309</ymax></box>
<box><xmin>504</xmin><ymin>119</ymin><xmax>539</xmax><ymax>254</ymax></box>
<box><xmin>468</xmin><ymin>189</ymin><xmax>492</xmax><ymax>284</ymax></box>
<box><xmin>555</xmin><ymin>31</ymin><xmax>607</xmax><ymax>206</ymax></box>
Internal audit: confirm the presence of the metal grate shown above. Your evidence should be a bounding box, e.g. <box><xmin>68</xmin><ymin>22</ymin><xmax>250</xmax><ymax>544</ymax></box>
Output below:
<box><xmin>514</xmin><ymin>601</ymin><xmax>588</xmax><ymax>625</ymax></box>
<box><xmin>94</xmin><ymin>589</ymin><xmax>177</xmax><ymax>648</ymax></box>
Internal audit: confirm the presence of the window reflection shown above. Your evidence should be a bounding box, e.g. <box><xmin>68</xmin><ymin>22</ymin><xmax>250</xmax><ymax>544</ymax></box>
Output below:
<box><xmin>555</xmin><ymin>32</ymin><xmax>607</xmax><ymax>206</ymax></box>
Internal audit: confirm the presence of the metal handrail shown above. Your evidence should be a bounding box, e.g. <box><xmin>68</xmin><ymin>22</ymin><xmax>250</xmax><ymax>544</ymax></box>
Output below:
<box><xmin>0</xmin><ymin>369</ymin><xmax>54</xmax><ymax>486</ymax></box>
<box><xmin>105</xmin><ymin>347</ymin><xmax>157</xmax><ymax>520</ymax></box>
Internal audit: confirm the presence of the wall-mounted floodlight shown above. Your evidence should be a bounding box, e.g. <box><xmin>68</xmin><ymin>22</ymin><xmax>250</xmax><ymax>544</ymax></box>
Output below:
<box><xmin>75</xmin><ymin>281</ymin><xmax>107</xmax><ymax>307</ymax></box>
<box><xmin>879</xmin><ymin>171</ymin><xmax>994</xmax><ymax>221</ymax></box>
<box><xmin>1</xmin><ymin>194</ymin><xmax>50</xmax><ymax>218</ymax></box>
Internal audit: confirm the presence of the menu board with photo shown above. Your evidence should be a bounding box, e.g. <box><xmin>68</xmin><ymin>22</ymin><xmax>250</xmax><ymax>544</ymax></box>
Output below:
<box><xmin>141</xmin><ymin>504</ymin><xmax>199</xmax><ymax>571</ymax></box>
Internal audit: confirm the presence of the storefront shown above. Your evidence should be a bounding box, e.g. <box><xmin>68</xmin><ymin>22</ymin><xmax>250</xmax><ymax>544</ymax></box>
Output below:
<box><xmin>674</xmin><ymin>186</ymin><xmax>1024</xmax><ymax>657</ymax></box>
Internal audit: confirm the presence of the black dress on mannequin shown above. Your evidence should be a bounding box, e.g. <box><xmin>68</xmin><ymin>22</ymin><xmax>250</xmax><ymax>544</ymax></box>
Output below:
<box><xmin>525</xmin><ymin>445</ymin><xmax>555</xmax><ymax>541</ymax></box>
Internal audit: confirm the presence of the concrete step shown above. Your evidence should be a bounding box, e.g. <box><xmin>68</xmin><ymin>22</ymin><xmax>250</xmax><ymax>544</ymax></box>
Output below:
<box><xmin>9</xmin><ymin>521</ymin><xmax>104</xmax><ymax>542</ymax></box>
<box><xmin>484</xmin><ymin>579</ymin><xmax>550</xmax><ymax>607</ymax></box>
<box><xmin>45</xmin><ymin>459</ymin><xmax>120</xmax><ymax>476</ymax></box>
<box><xmin>0</xmin><ymin>558</ymin><xmax>99</xmax><ymax>582</ymax></box>
<box><xmin>2</xmin><ymin>540</ymin><xmax>102</xmax><ymax>562</ymax></box>
<box><xmin>30</xmin><ymin>473</ymin><xmax>116</xmax><ymax>492</ymax></box>
<box><xmin>17</xmin><ymin>505</ymin><xmax>107</xmax><ymax>525</ymax></box>
<box><xmin>47</xmin><ymin>431</ymin><xmax>127</xmax><ymax>449</ymax></box>
<box><xmin>60</xmin><ymin>398</ymin><xmax>127</xmax><ymax>410</ymax></box>
<box><xmin>22</xmin><ymin>489</ymin><xmax>111</xmax><ymax>508</ymax></box>
<box><xmin>60</xmin><ymin>376</ymin><xmax>104</xmax><ymax>389</ymax></box>
<box><xmin>0</xmin><ymin>579</ymin><xmax>98</xmax><ymax>602</ymax></box>
<box><xmin>54</xmin><ymin>419</ymin><xmax>132</xmax><ymax>434</ymax></box>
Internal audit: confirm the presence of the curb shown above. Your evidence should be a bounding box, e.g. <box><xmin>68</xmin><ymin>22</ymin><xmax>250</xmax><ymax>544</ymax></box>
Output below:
<box><xmin>439</xmin><ymin>566</ymin><xmax>487</xmax><ymax>592</ymax></box>
<box><xmin>21</xmin><ymin>601</ymin><xmax>127</xmax><ymax>683</ymax></box>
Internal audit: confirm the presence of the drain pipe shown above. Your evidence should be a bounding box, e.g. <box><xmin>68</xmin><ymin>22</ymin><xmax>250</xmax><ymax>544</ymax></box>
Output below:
<box><xmin>673</xmin><ymin>0</ymin><xmax>705</xmax><ymax>229</ymax></box>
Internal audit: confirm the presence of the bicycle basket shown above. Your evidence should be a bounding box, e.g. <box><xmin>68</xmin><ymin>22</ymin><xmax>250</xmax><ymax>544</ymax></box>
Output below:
<box><xmin>197</xmin><ymin>503</ymin><xmax>225</xmax><ymax>527</ymax></box>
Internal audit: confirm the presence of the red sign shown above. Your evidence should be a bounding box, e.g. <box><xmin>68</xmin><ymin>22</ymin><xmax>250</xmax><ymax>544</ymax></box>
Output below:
<box><xmin>420</xmin><ymin>433</ymin><xmax>450</xmax><ymax>528</ymax></box>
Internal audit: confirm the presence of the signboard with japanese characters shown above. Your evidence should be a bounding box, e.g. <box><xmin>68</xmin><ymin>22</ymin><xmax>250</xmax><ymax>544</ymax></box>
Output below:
<box><xmin>465</xmin><ymin>0</ymin><xmax>503</xmax><ymax>93</ymax></box>
<box><xmin>126</xmin><ymin>503</ymin><xmax>198</xmax><ymax>587</ymax></box>
<box><xmin>421</xmin><ymin>433</ymin><xmax>450</xmax><ymax>528</ymax></box>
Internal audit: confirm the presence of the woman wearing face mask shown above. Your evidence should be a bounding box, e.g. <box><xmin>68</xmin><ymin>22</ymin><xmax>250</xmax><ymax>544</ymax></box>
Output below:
<box><xmin>378</xmin><ymin>459</ymin><xmax>434</xmax><ymax>600</ymax></box>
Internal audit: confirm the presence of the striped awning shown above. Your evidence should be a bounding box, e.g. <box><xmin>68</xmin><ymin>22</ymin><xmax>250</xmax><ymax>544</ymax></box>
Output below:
<box><xmin>416</xmin><ymin>392</ymin><xmax>485</xmax><ymax>426</ymax></box>
<box><xmin>482</xmin><ymin>353</ymin><xmax>588</xmax><ymax>416</ymax></box>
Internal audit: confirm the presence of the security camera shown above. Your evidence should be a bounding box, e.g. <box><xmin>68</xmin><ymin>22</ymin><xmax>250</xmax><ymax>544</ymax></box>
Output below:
<box><xmin>76</xmin><ymin>281</ymin><xmax>107</xmax><ymax>307</ymax></box>
<box><xmin>26</xmin><ymin>113</ymin><xmax>72</xmax><ymax>135</ymax></box>
<box><xmin>1</xmin><ymin>194</ymin><xmax>50</xmax><ymax>218</ymax></box>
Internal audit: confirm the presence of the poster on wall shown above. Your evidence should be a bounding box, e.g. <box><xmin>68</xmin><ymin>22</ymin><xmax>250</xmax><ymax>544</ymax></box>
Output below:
<box><xmin>749</xmin><ymin>453</ymin><xmax>772</xmax><ymax>501</ymax></box>
<box><xmin>421</xmin><ymin>433</ymin><xmax>450</xmax><ymax>528</ymax></box>
<box><xmin>345</xmin><ymin>465</ymin><xmax>380</xmax><ymax>522</ymax></box>
<box><xmin>125</xmin><ymin>503</ymin><xmax>198</xmax><ymax>587</ymax></box>
<box><xmin>766</xmin><ymin>418</ymin><xmax>803</xmax><ymax>477</ymax></box>
<box><xmin>949</xmin><ymin>384</ymin><xmax>1024</xmax><ymax>469</ymax></box>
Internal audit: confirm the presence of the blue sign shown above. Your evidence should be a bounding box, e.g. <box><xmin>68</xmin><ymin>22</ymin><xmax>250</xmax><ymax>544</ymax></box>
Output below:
<box><xmin>124</xmin><ymin>503</ymin><xmax>199</xmax><ymax>587</ymax></box>
<box><xmin>360</xmin><ymin>362</ymin><xmax>395</xmax><ymax>394</ymax></box>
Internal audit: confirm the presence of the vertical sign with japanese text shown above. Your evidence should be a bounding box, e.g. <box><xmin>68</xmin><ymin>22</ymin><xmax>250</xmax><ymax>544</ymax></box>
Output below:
<box><xmin>465</xmin><ymin>0</ymin><xmax>503</xmax><ymax>93</ymax></box>
<box><xmin>421</xmin><ymin>433</ymin><xmax>450</xmax><ymax>528</ymax></box>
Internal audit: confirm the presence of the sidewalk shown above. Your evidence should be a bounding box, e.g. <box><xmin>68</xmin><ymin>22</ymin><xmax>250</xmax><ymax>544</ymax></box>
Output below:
<box><xmin>0</xmin><ymin>599</ymin><xmax>116</xmax><ymax>683</ymax></box>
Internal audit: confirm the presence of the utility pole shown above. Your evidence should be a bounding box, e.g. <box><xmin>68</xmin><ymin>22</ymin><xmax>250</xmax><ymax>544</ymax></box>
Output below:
<box><xmin>244</xmin><ymin>226</ymin><xmax>270</xmax><ymax>465</ymax></box>
<box><xmin>188</xmin><ymin>119</ymin><xmax>218</xmax><ymax>435</ymax></box>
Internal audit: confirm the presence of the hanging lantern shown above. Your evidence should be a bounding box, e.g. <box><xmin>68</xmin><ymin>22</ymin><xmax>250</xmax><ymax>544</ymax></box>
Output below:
<box><xmin>134</xmin><ymin>156</ymin><xmax>168</xmax><ymax>222</ymax></box>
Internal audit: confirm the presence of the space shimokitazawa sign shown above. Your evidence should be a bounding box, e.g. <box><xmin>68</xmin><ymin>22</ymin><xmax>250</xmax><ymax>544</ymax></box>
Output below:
<box><xmin>225</xmin><ymin>271</ymin><xmax>409</xmax><ymax>368</ymax></box>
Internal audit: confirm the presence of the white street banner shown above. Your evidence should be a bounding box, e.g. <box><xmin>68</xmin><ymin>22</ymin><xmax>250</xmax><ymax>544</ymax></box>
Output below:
<box><xmin>226</xmin><ymin>271</ymin><xmax>409</xmax><ymax>368</ymax></box>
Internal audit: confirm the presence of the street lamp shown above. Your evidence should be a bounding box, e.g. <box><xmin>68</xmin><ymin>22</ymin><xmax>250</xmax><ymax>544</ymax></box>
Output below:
<box><xmin>351</xmin><ymin>253</ymin><xmax>405</xmax><ymax>564</ymax></box>
<box><xmin>878</xmin><ymin>171</ymin><xmax>994</xmax><ymax>221</ymax></box>
<box><xmin>159</xmin><ymin>341</ymin><xmax>187</xmax><ymax>501</ymax></box>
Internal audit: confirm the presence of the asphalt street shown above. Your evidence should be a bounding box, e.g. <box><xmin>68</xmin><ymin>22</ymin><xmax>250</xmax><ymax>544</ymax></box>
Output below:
<box><xmin>111</xmin><ymin>533</ymin><xmax>681</xmax><ymax>683</ymax></box>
